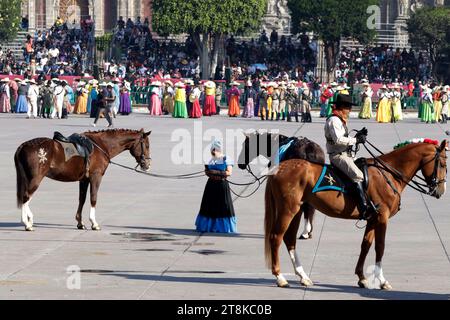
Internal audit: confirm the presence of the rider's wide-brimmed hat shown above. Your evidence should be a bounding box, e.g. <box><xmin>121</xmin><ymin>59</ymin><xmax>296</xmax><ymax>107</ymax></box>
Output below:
<box><xmin>335</xmin><ymin>93</ymin><xmax>356</xmax><ymax>109</ymax></box>
<box><xmin>205</xmin><ymin>81</ymin><xmax>216</xmax><ymax>88</ymax></box>
<box><xmin>1</xmin><ymin>78</ymin><xmax>10</xmax><ymax>82</ymax></box>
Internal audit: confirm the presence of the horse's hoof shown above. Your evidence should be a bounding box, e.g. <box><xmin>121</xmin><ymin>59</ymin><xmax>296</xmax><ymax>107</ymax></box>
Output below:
<box><xmin>299</xmin><ymin>234</ymin><xmax>309</xmax><ymax>240</ymax></box>
<box><xmin>300</xmin><ymin>278</ymin><xmax>314</xmax><ymax>287</ymax></box>
<box><xmin>77</xmin><ymin>224</ymin><xmax>86</xmax><ymax>230</ymax></box>
<box><xmin>25</xmin><ymin>226</ymin><xmax>34</xmax><ymax>232</ymax></box>
<box><xmin>358</xmin><ymin>279</ymin><xmax>369</xmax><ymax>289</ymax></box>
<box><xmin>380</xmin><ymin>281</ymin><xmax>392</xmax><ymax>291</ymax></box>
<box><xmin>91</xmin><ymin>225</ymin><xmax>101</xmax><ymax>231</ymax></box>
<box><xmin>277</xmin><ymin>280</ymin><xmax>290</xmax><ymax>288</ymax></box>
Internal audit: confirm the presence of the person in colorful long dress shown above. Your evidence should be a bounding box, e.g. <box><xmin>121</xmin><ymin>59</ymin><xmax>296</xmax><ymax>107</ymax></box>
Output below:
<box><xmin>173</xmin><ymin>81</ymin><xmax>188</xmax><ymax>118</ymax></box>
<box><xmin>0</xmin><ymin>78</ymin><xmax>11</xmax><ymax>113</ymax></box>
<box><xmin>195</xmin><ymin>139</ymin><xmax>237</xmax><ymax>233</ymax></box>
<box><xmin>376</xmin><ymin>85</ymin><xmax>391</xmax><ymax>123</ymax></box>
<box><xmin>15</xmin><ymin>81</ymin><xmax>29</xmax><ymax>113</ymax></box>
<box><xmin>325</xmin><ymin>82</ymin><xmax>338</xmax><ymax>117</ymax></box>
<box><xmin>242</xmin><ymin>80</ymin><xmax>255</xmax><ymax>118</ymax></box>
<box><xmin>74</xmin><ymin>82</ymin><xmax>88</xmax><ymax>114</ymax></box>
<box><xmin>203</xmin><ymin>81</ymin><xmax>216</xmax><ymax>116</ymax></box>
<box><xmin>421</xmin><ymin>87</ymin><xmax>435</xmax><ymax>123</ymax></box>
<box><xmin>189</xmin><ymin>81</ymin><xmax>202</xmax><ymax>118</ymax></box>
<box><xmin>259</xmin><ymin>83</ymin><xmax>268</xmax><ymax>120</ymax></box>
<box><xmin>391</xmin><ymin>84</ymin><xmax>403</xmax><ymax>122</ymax></box>
<box><xmin>112</xmin><ymin>79</ymin><xmax>121</xmax><ymax>117</ymax></box>
<box><xmin>433</xmin><ymin>87</ymin><xmax>443</xmax><ymax>123</ymax></box>
<box><xmin>440</xmin><ymin>86</ymin><xmax>449</xmax><ymax>123</ymax></box>
<box><xmin>150</xmin><ymin>81</ymin><xmax>163</xmax><ymax>116</ymax></box>
<box><xmin>119</xmin><ymin>81</ymin><xmax>132</xmax><ymax>115</ymax></box>
<box><xmin>358</xmin><ymin>81</ymin><xmax>373</xmax><ymax>119</ymax></box>
<box><xmin>185</xmin><ymin>79</ymin><xmax>193</xmax><ymax>115</ymax></box>
<box><xmin>227</xmin><ymin>82</ymin><xmax>241</xmax><ymax>117</ymax></box>
<box><xmin>88</xmin><ymin>83</ymin><xmax>99</xmax><ymax>118</ymax></box>
<box><xmin>9</xmin><ymin>78</ymin><xmax>19</xmax><ymax>113</ymax></box>
<box><xmin>215</xmin><ymin>83</ymin><xmax>222</xmax><ymax>115</ymax></box>
<box><xmin>162</xmin><ymin>81</ymin><xmax>174</xmax><ymax>115</ymax></box>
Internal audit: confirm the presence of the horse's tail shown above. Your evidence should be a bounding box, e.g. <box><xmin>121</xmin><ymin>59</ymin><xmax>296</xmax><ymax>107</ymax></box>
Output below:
<box><xmin>14</xmin><ymin>144</ymin><xmax>29</xmax><ymax>208</ymax></box>
<box><xmin>264</xmin><ymin>176</ymin><xmax>277</xmax><ymax>269</ymax></box>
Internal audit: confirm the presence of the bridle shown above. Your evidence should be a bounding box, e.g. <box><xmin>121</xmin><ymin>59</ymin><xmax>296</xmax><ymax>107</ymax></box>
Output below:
<box><xmin>134</xmin><ymin>134</ymin><xmax>152</xmax><ymax>170</ymax></box>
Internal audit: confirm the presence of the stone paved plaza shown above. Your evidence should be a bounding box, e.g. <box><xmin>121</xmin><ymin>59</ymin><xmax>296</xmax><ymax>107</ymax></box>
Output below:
<box><xmin>0</xmin><ymin>113</ymin><xmax>449</xmax><ymax>300</ymax></box>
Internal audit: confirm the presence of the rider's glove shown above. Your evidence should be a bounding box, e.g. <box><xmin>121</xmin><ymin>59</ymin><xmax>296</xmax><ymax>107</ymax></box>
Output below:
<box><xmin>356</xmin><ymin>134</ymin><xmax>367</xmax><ymax>144</ymax></box>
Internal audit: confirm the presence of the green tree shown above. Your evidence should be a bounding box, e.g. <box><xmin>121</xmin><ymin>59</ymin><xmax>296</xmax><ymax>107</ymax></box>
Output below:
<box><xmin>288</xmin><ymin>0</ymin><xmax>378</xmax><ymax>81</ymax></box>
<box><xmin>152</xmin><ymin>0</ymin><xmax>267</xmax><ymax>79</ymax></box>
<box><xmin>407</xmin><ymin>7</ymin><xmax>450</xmax><ymax>82</ymax></box>
<box><xmin>0</xmin><ymin>0</ymin><xmax>21</xmax><ymax>41</ymax></box>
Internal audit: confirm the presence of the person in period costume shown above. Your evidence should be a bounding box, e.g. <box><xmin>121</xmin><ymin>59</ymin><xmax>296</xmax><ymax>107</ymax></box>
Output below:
<box><xmin>203</xmin><ymin>81</ymin><xmax>217</xmax><ymax>116</ymax></box>
<box><xmin>266</xmin><ymin>82</ymin><xmax>275</xmax><ymax>119</ymax></box>
<box><xmin>173</xmin><ymin>81</ymin><xmax>188</xmax><ymax>118</ymax></box>
<box><xmin>40</xmin><ymin>80</ymin><xmax>54</xmax><ymax>118</ymax></box>
<box><xmin>112</xmin><ymin>78</ymin><xmax>121</xmax><ymax>118</ymax></box>
<box><xmin>279</xmin><ymin>82</ymin><xmax>287</xmax><ymax>120</ymax></box>
<box><xmin>227</xmin><ymin>82</ymin><xmax>241</xmax><ymax>117</ymax></box>
<box><xmin>286</xmin><ymin>83</ymin><xmax>300</xmax><ymax>122</ymax></box>
<box><xmin>243</xmin><ymin>80</ymin><xmax>256</xmax><ymax>118</ymax></box>
<box><xmin>189</xmin><ymin>80</ymin><xmax>202</xmax><ymax>118</ymax></box>
<box><xmin>52</xmin><ymin>80</ymin><xmax>65</xmax><ymax>119</ymax></box>
<box><xmin>89</xmin><ymin>81</ymin><xmax>99</xmax><ymax>118</ymax></box>
<box><xmin>358</xmin><ymin>81</ymin><xmax>373</xmax><ymax>119</ymax></box>
<box><xmin>62</xmin><ymin>80</ymin><xmax>73</xmax><ymax>116</ymax></box>
<box><xmin>185</xmin><ymin>79</ymin><xmax>194</xmax><ymax>116</ymax></box>
<box><xmin>87</xmin><ymin>79</ymin><xmax>99</xmax><ymax>115</ymax></box>
<box><xmin>421</xmin><ymin>86</ymin><xmax>435</xmax><ymax>123</ymax></box>
<box><xmin>162</xmin><ymin>80</ymin><xmax>175</xmax><ymax>115</ymax></box>
<box><xmin>119</xmin><ymin>81</ymin><xmax>132</xmax><ymax>115</ymax></box>
<box><xmin>215</xmin><ymin>82</ymin><xmax>222</xmax><ymax>115</ymax></box>
<box><xmin>8</xmin><ymin>79</ymin><xmax>20</xmax><ymax>113</ymax></box>
<box><xmin>440</xmin><ymin>86</ymin><xmax>449</xmax><ymax>124</ymax></box>
<box><xmin>325</xmin><ymin>94</ymin><xmax>369</xmax><ymax>220</ymax></box>
<box><xmin>258</xmin><ymin>83</ymin><xmax>268</xmax><ymax>120</ymax></box>
<box><xmin>150</xmin><ymin>81</ymin><xmax>163</xmax><ymax>116</ymax></box>
<box><xmin>300</xmin><ymin>82</ymin><xmax>312</xmax><ymax>123</ymax></box>
<box><xmin>376</xmin><ymin>85</ymin><xmax>391</xmax><ymax>123</ymax></box>
<box><xmin>325</xmin><ymin>82</ymin><xmax>338</xmax><ymax>117</ymax></box>
<box><xmin>433</xmin><ymin>86</ymin><xmax>443</xmax><ymax>123</ymax></box>
<box><xmin>271</xmin><ymin>83</ymin><xmax>281</xmax><ymax>121</ymax></box>
<box><xmin>391</xmin><ymin>84</ymin><xmax>403</xmax><ymax>122</ymax></box>
<box><xmin>0</xmin><ymin>78</ymin><xmax>11</xmax><ymax>113</ymax></box>
<box><xmin>195</xmin><ymin>140</ymin><xmax>237</xmax><ymax>233</ymax></box>
<box><xmin>26</xmin><ymin>79</ymin><xmax>39</xmax><ymax>119</ymax></box>
<box><xmin>16</xmin><ymin>81</ymin><xmax>29</xmax><ymax>114</ymax></box>
<box><xmin>74</xmin><ymin>82</ymin><xmax>88</xmax><ymax>114</ymax></box>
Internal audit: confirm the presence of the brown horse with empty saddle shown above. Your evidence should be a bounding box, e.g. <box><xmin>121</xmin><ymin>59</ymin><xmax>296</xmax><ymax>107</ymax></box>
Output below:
<box><xmin>14</xmin><ymin>129</ymin><xmax>151</xmax><ymax>231</ymax></box>
<box><xmin>264</xmin><ymin>140</ymin><xmax>447</xmax><ymax>290</ymax></box>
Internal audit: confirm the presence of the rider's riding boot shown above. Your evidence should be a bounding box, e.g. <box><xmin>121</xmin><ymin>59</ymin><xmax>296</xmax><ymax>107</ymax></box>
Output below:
<box><xmin>355</xmin><ymin>181</ymin><xmax>369</xmax><ymax>220</ymax></box>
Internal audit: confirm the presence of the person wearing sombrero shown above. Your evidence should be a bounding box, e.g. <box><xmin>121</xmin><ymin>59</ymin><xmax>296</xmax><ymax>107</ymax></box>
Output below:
<box><xmin>441</xmin><ymin>86</ymin><xmax>449</xmax><ymax>124</ymax></box>
<box><xmin>325</xmin><ymin>94</ymin><xmax>370</xmax><ymax>220</ymax></box>
<box><xmin>162</xmin><ymin>81</ymin><xmax>175</xmax><ymax>115</ymax></box>
<box><xmin>432</xmin><ymin>86</ymin><xmax>443</xmax><ymax>123</ymax></box>
<box><xmin>189</xmin><ymin>79</ymin><xmax>202</xmax><ymax>118</ymax></box>
<box><xmin>173</xmin><ymin>81</ymin><xmax>188</xmax><ymax>118</ymax></box>
<box><xmin>119</xmin><ymin>81</ymin><xmax>132</xmax><ymax>116</ymax></box>
<box><xmin>227</xmin><ymin>81</ymin><xmax>241</xmax><ymax>117</ymax></box>
<box><xmin>15</xmin><ymin>80</ymin><xmax>29</xmax><ymax>114</ymax></box>
<box><xmin>0</xmin><ymin>78</ymin><xmax>11</xmax><ymax>113</ymax></box>
<box><xmin>391</xmin><ymin>84</ymin><xmax>403</xmax><ymax>122</ymax></box>
<box><xmin>376</xmin><ymin>84</ymin><xmax>391</xmax><ymax>123</ymax></box>
<box><xmin>420</xmin><ymin>86</ymin><xmax>435</xmax><ymax>123</ymax></box>
<box><xmin>358</xmin><ymin>81</ymin><xmax>373</xmax><ymax>119</ymax></box>
<box><xmin>203</xmin><ymin>81</ymin><xmax>217</xmax><ymax>116</ymax></box>
<box><xmin>9</xmin><ymin>78</ymin><xmax>20</xmax><ymax>113</ymax></box>
<box><xmin>150</xmin><ymin>81</ymin><xmax>163</xmax><ymax>116</ymax></box>
<box><xmin>40</xmin><ymin>80</ymin><xmax>53</xmax><ymax>118</ymax></box>
<box><xmin>26</xmin><ymin>79</ymin><xmax>40</xmax><ymax>119</ymax></box>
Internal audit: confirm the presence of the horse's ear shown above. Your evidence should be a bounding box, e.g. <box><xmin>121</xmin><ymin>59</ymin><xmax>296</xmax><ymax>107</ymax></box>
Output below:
<box><xmin>144</xmin><ymin>131</ymin><xmax>152</xmax><ymax>137</ymax></box>
<box><xmin>440</xmin><ymin>139</ymin><xmax>448</xmax><ymax>151</ymax></box>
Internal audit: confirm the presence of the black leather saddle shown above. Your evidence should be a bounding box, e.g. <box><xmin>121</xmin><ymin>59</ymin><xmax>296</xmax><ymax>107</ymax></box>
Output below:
<box><xmin>53</xmin><ymin>132</ymin><xmax>94</xmax><ymax>173</ymax></box>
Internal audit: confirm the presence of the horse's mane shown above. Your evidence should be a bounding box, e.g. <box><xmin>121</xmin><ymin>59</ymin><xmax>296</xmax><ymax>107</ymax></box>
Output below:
<box><xmin>393</xmin><ymin>138</ymin><xmax>439</xmax><ymax>151</ymax></box>
<box><xmin>85</xmin><ymin>129</ymin><xmax>143</xmax><ymax>135</ymax></box>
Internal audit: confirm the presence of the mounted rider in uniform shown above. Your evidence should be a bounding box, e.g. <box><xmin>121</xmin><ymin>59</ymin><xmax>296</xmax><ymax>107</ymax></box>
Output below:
<box><xmin>324</xmin><ymin>93</ymin><xmax>369</xmax><ymax>220</ymax></box>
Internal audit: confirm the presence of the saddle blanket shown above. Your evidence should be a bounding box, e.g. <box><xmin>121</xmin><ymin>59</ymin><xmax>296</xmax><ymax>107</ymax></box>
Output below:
<box><xmin>312</xmin><ymin>165</ymin><xmax>348</xmax><ymax>194</ymax></box>
<box><xmin>55</xmin><ymin>140</ymin><xmax>83</xmax><ymax>162</ymax></box>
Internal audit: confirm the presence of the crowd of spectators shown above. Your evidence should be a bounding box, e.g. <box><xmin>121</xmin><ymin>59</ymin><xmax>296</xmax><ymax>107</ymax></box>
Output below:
<box><xmin>336</xmin><ymin>45</ymin><xmax>433</xmax><ymax>84</ymax></box>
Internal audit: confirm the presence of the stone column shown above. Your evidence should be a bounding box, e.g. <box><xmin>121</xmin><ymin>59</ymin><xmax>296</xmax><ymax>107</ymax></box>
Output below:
<box><xmin>28</xmin><ymin>0</ymin><xmax>36</xmax><ymax>32</ymax></box>
<box><xmin>46</xmin><ymin>0</ymin><xmax>54</xmax><ymax>29</ymax></box>
<box><xmin>94</xmin><ymin>0</ymin><xmax>104</xmax><ymax>35</ymax></box>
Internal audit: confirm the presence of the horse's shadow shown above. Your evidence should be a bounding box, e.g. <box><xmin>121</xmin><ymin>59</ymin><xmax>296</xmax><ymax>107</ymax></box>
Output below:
<box><xmin>306</xmin><ymin>282</ymin><xmax>450</xmax><ymax>300</ymax></box>
<box><xmin>105</xmin><ymin>225</ymin><xmax>264</xmax><ymax>239</ymax></box>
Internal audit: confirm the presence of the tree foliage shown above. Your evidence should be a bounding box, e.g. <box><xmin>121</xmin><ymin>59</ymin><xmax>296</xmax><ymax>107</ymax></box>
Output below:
<box><xmin>407</xmin><ymin>6</ymin><xmax>450</xmax><ymax>81</ymax></box>
<box><xmin>152</xmin><ymin>0</ymin><xmax>267</xmax><ymax>79</ymax></box>
<box><xmin>0</xmin><ymin>0</ymin><xmax>21</xmax><ymax>41</ymax></box>
<box><xmin>287</xmin><ymin>0</ymin><xmax>378</xmax><ymax>80</ymax></box>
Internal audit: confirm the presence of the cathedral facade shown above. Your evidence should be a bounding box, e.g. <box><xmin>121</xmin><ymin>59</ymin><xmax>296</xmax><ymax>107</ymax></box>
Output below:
<box><xmin>21</xmin><ymin>0</ymin><xmax>153</xmax><ymax>35</ymax></box>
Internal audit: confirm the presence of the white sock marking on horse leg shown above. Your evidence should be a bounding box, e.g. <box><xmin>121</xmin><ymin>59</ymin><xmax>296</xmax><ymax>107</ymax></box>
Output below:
<box><xmin>276</xmin><ymin>274</ymin><xmax>289</xmax><ymax>287</ymax></box>
<box><xmin>374</xmin><ymin>262</ymin><xmax>386</xmax><ymax>284</ymax></box>
<box><xmin>26</xmin><ymin>197</ymin><xmax>34</xmax><ymax>225</ymax></box>
<box><xmin>21</xmin><ymin>203</ymin><xmax>29</xmax><ymax>227</ymax></box>
<box><xmin>289</xmin><ymin>250</ymin><xmax>309</xmax><ymax>280</ymax></box>
<box><xmin>301</xmin><ymin>220</ymin><xmax>312</xmax><ymax>238</ymax></box>
<box><xmin>89</xmin><ymin>207</ymin><xmax>99</xmax><ymax>228</ymax></box>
